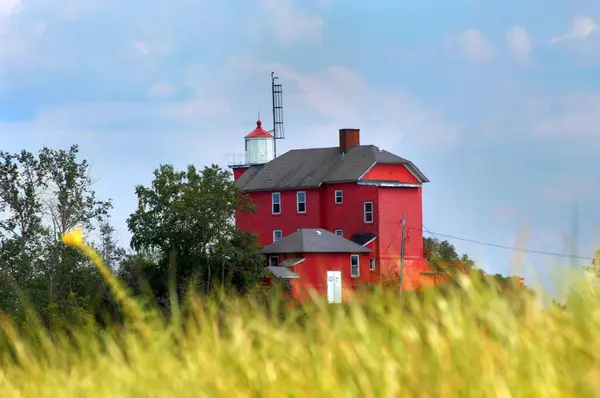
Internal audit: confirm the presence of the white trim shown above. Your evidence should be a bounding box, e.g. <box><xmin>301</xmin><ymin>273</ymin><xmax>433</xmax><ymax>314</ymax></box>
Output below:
<box><xmin>273</xmin><ymin>229</ymin><xmax>282</xmax><ymax>242</ymax></box>
<box><xmin>271</xmin><ymin>192</ymin><xmax>281</xmax><ymax>214</ymax></box>
<box><xmin>269</xmin><ymin>256</ymin><xmax>279</xmax><ymax>266</ymax></box>
<box><xmin>362</xmin><ymin>236</ymin><xmax>377</xmax><ymax>247</ymax></box>
<box><xmin>369</xmin><ymin>258</ymin><xmax>375</xmax><ymax>271</ymax></box>
<box><xmin>357</xmin><ymin>161</ymin><xmax>377</xmax><ymax>180</ymax></box>
<box><xmin>334</xmin><ymin>189</ymin><xmax>343</xmax><ymax>204</ymax></box>
<box><xmin>406</xmin><ymin>162</ymin><xmax>426</xmax><ymax>183</ymax></box>
<box><xmin>357</xmin><ymin>181</ymin><xmax>421</xmax><ymax>188</ymax></box>
<box><xmin>296</xmin><ymin>191</ymin><xmax>306</xmax><ymax>213</ymax></box>
<box><xmin>334</xmin><ymin>229</ymin><xmax>343</xmax><ymax>237</ymax></box>
<box><xmin>364</xmin><ymin>201</ymin><xmax>374</xmax><ymax>224</ymax></box>
<box><xmin>350</xmin><ymin>254</ymin><xmax>360</xmax><ymax>277</ymax></box>
<box><xmin>280</xmin><ymin>257</ymin><xmax>306</xmax><ymax>267</ymax></box>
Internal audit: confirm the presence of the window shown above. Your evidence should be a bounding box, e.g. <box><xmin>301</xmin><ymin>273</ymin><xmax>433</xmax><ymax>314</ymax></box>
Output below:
<box><xmin>369</xmin><ymin>258</ymin><xmax>375</xmax><ymax>271</ymax></box>
<box><xmin>269</xmin><ymin>256</ymin><xmax>279</xmax><ymax>267</ymax></box>
<box><xmin>335</xmin><ymin>229</ymin><xmax>343</xmax><ymax>237</ymax></box>
<box><xmin>334</xmin><ymin>190</ymin><xmax>343</xmax><ymax>204</ymax></box>
<box><xmin>297</xmin><ymin>191</ymin><xmax>306</xmax><ymax>213</ymax></box>
<box><xmin>273</xmin><ymin>230</ymin><xmax>282</xmax><ymax>242</ymax></box>
<box><xmin>350</xmin><ymin>255</ymin><xmax>360</xmax><ymax>277</ymax></box>
<box><xmin>272</xmin><ymin>192</ymin><xmax>281</xmax><ymax>214</ymax></box>
<box><xmin>364</xmin><ymin>201</ymin><xmax>373</xmax><ymax>223</ymax></box>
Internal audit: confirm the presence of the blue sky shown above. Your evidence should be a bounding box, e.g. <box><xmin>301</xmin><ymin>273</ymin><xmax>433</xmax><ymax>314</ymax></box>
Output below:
<box><xmin>1</xmin><ymin>0</ymin><xmax>599</xmax><ymax>294</ymax></box>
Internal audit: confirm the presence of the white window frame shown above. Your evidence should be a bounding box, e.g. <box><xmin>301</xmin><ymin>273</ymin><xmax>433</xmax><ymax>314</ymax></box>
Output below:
<box><xmin>334</xmin><ymin>229</ymin><xmax>343</xmax><ymax>237</ymax></box>
<box><xmin>296</xmin><ymin>191</ymin><xmax>306</xmax><ymax>213</ymax></box>
<box><xmin>269</xmin><ymin>256</ymin><xmax>279</xmax><ymax>267</ymax></box>
<box><xmin>273</xmin><ymin>229</ymin><xmax>282</xmax><ymax>242</ymax></box>
<box><xmin>369</xmin><ymin>258</ymin><xmax>375</xmax><ymax>271</ymax></box>
<box><xmin>350</xmin><ymin>255</ymin><xmax>360</xmax><ymax>278</ymax></box>
<box><xmin>334</xmin><ymin>189</ymin><xmax>343</xmax><ymax>204</ymax></box>
<box><xmin>364</xmin><ymin>201</ymin><xmax>373</xmax><ymax>223</ymax></box>
<box><xmin>272</xmin><ymin>192</ymin><xmax>281</xmax><ymax>214</ymax></box>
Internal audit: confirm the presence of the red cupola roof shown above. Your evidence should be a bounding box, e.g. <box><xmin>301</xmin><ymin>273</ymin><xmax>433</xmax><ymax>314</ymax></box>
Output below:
<box><xmin>245</xmin><ymin>120</ymin><xmax>274</xmax><ymax>139</ymax></box>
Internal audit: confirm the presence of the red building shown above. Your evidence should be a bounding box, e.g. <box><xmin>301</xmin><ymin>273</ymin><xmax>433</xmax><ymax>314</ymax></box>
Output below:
<box><xmin>229</xmin><ymin>122</ymin><xmax>432</xmax><ymax>302</ymax></box>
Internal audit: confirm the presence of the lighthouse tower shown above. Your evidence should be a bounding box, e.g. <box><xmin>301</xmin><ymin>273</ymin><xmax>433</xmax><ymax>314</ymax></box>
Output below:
<box><xmin>226</xmin><ymin>72</ymin><xmax>284</xmax><ymax>179</ymax></box>
<box><xmin>244</xmin><ymin>120</ymin><xmax>275</xmax><ymax>165</ymax></box>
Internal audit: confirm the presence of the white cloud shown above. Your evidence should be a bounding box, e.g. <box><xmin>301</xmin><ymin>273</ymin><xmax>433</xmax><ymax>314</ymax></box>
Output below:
<box><xmin>260</xmin><ymin>0</ymin><xmax>324</xmax><ymax>44</ymax></box>
<box><xmin>226</xmin><ymin>56</ymin><xmax>461</xmax><ymax>150</ymax></box>
<box><xmin>134</xmin><ymin>41</ymin><xmax>149</xmax><ymax>55</ymax></box>
<box><xmin>0</xmin><ymin>0</ymin><xmax>20</xmax><ymax>17</ymax></box>
<box><xmin>444</xmin><ymin>29</ymin><xmax>497</xmax><ymax>62</ymax></box>
<box><xmin>506</xmin><ymin>25</ymin><xmax>532</xmax><ymax>63</ymax></box>
<box><xmin>537</xmin><ymin>175</ymin><xmax>598</xmax><ymax>206</ymax></box>
<box><xmin>551</xmin><ymin>16</ymin><xmax>597</xmax><ymax>44</ymax></box>
<box><xmin>149</xmin><ymin>81</ymin><xmax>175</xmax><ymax>98</ymax></box>
<box><xmin>533</xmin><ymin>94</ymin><xmax>600</xmax><ymax>138</ymax></box>
<box><xmin>134</xmin><ymin>40</ymin><xmax>169</xmax><ymax>56</ymax></box>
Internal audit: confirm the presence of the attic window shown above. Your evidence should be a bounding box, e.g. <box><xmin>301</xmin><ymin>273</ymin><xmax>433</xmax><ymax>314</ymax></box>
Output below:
<box><xmin>350</xmin><ymin>255</ymin><xmax>360</xmax><ymax>278</ymax></box>
<box><xmin>334</xmin><ymin>190</ymin><xmax>343</xmax><ymax>204</ymax></box>
<box><xmin>272</xmin><ymin>192</ymin><xmax>281</xmax><ymax>214</ymax></box>
<box><xmin>364</xmin><ymin>201</ymin><xmax>373</xmax><ymax>223</ymax></box>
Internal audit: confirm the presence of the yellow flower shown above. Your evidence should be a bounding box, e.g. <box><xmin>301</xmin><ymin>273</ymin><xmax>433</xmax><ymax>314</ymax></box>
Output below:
<box><xmin>61</xmin><ymin>227</ymin><xmax>85</xmax><ymax>248</ymax></box>
<box><xmin>60</xmin><ymin>225</ymin><xmax>148</xmax><ymax>336</ymax></box>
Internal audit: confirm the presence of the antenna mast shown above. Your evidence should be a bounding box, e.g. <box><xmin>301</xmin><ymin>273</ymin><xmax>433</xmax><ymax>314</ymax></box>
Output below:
<box><xmin>271</xmin><ymin>72</ymin><xmax>284</xmax><ymax>158</ymax></box>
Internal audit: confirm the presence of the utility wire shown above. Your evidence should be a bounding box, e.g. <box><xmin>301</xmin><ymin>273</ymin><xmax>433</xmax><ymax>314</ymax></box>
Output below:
<box><xmin>412</xmin><ymin>226</ymin><xmax>594</xmax><ymax>261</ymax></box>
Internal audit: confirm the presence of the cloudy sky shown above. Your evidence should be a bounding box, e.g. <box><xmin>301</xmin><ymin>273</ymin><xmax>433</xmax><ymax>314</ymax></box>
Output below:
<box><xmin>1</xmin><ymin>0</ymin><xmax>599</xmax><ymax>293</ymax></box>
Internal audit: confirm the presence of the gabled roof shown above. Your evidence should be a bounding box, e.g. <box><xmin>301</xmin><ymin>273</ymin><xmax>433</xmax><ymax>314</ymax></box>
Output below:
<box><xmin>260</xmin><ymin>228</ymin><xmax>372</xmax><ymax>255</ymax></box>
<box><xmin>235</xmin><ymin>145</ymin><xmax>428</xmax><ymax>192</ymax></box>
<box><xmin>349</xmin><ymin>232</ymin><xmax>377</xmax><ymax>246</ymax></box>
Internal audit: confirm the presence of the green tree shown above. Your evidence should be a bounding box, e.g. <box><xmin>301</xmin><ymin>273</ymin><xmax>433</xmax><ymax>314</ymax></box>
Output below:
<box><xmin>0</xmin><ymin>145</ymin><xmax>114</xmax><ymax>323</ymax></box>
<box><xmin>126</xmin><ymin>164</ymin><xmax>264</xmax><ymax>304</ymax></box>
<box><xmin>423</xmin><ymin>237</ymin><xmax>475</xmax><ymax>276</ymax></box>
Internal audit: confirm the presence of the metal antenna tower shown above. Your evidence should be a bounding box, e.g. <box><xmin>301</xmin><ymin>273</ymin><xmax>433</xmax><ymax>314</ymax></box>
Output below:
<box><xmin>271</xmin><ymin>72</ymin><xmax>284</xmax><ymax>158</ymax></box>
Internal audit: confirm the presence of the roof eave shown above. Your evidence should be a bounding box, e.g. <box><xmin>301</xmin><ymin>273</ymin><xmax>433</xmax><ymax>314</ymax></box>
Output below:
<box><xmin>262</xmin><ymin>249</ymin><xmax>372</xmax><ymax>254</ymax></box>
<box><xmin>242</xmin><ymin>185</ymin><xmax>322</xmax><ymax>193</ymax></box>
<box><xmin>357</xmin><ymin>180</ymin><xmax>421</xmax><ymax>188</ymax></box>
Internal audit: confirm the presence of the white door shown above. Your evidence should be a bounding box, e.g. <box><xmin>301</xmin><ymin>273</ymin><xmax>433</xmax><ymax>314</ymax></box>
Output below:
<box><xmin>327</xmin><ymin>271</ymin><xmax>342</xmax><ymax>303</ymax></box>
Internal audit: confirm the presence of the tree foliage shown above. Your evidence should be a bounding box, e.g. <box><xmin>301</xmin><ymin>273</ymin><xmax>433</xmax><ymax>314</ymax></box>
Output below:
<box><xmin>125</xmin><ymin>164</ymin><xmax>264</xmax><ymax>305</ymax></box>
<box><xmin>422</xmin><ymin>236</ymin><xmax>529</xmax><ymax>293</ymax></box>
<box><xmin>0</xmin><ymin>145</ymin><xmax>111</xmax><ymax>322</ymax></box>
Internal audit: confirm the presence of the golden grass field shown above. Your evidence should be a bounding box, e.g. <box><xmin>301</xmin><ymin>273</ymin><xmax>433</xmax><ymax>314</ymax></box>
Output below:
<box><xmin>0</xmin><ymin>229</ymin><xmax>598</xmax><ymax>397</ymax></box>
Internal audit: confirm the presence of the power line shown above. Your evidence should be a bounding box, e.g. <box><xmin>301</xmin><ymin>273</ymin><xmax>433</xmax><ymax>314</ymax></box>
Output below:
<box><xmin>415</xmin><ymin>225</ymin><xmax>594</xmax><ymax>261</ymax></box>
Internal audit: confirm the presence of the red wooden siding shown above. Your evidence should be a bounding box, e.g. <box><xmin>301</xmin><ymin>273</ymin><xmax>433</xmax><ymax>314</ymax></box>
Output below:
<box><xmin>361</xmin><ymin>164</ymin><xmax>420</xmax><ymax>184</ymax></box>
<box><xmin>376</xmin><ymin>185</ymin><xmax>424</xmax><ymax>289</ymax></box>
<box><xmin>235</xmin><ymin>189</ymin><xmax>321</xmax><ymax>246</ymax></box>
<box><xmin>275</xmin><ymin>252</ymin><xmax>371</xmax><ymax>303</ymax></box>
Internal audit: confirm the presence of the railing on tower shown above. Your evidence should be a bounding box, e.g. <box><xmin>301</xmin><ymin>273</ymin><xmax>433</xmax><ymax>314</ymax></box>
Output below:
<box><xmin>226</xmin><ymin>151</ymin><xmax>275</xmax><ymax>168</ymax></box>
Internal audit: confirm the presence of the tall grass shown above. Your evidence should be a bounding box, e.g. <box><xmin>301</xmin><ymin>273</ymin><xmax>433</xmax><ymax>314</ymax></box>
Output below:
<box><xmin>0</xmin><ymin>229</ymin><xmax>599</xmax><ymax>396</ymax></box>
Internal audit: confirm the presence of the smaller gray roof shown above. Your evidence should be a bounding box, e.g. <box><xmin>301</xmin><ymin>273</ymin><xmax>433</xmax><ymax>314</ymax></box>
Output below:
<box><xmin>267</xmin><ymin>266</ymin><xmax>300</xmax><ymax>279</ymax></box>
<box><xmin>349</xmin><ymin>232</ymin><xmax>377</xmax><ymax>246</ymax></box>
<box><xmin>260</xmin><ymin>228</ymin><xmax>372</xmax><ymax>254</ymax></box>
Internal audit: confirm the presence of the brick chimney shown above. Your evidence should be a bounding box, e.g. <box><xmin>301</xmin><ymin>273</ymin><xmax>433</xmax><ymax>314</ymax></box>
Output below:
<box><xmin>339</xmin><ymin>128</ymin><xmax>360</xmax><ymax>153</ymax></box>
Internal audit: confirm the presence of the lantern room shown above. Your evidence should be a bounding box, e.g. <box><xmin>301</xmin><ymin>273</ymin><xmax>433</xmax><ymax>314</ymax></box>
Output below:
<box><xmin>244</xmin><ymin>120</ymin><xmax>275</xmax><ymax>165</ymax></box>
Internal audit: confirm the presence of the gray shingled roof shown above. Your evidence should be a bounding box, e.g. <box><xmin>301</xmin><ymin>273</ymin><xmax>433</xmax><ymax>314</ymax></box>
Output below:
<box><xmin>236</xmin><ymin>145</ymin><xmax>428</xmax><ymax>192</ymax></box>
<box><xmin>267</xmin><ymin>266</ymin><xmax>300</xmax><ymax>279</ymax></box>
<box><xmin>260</xmin><ymin>228</ymin><xmax>372</xmax><ymax>254</ymax></box>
